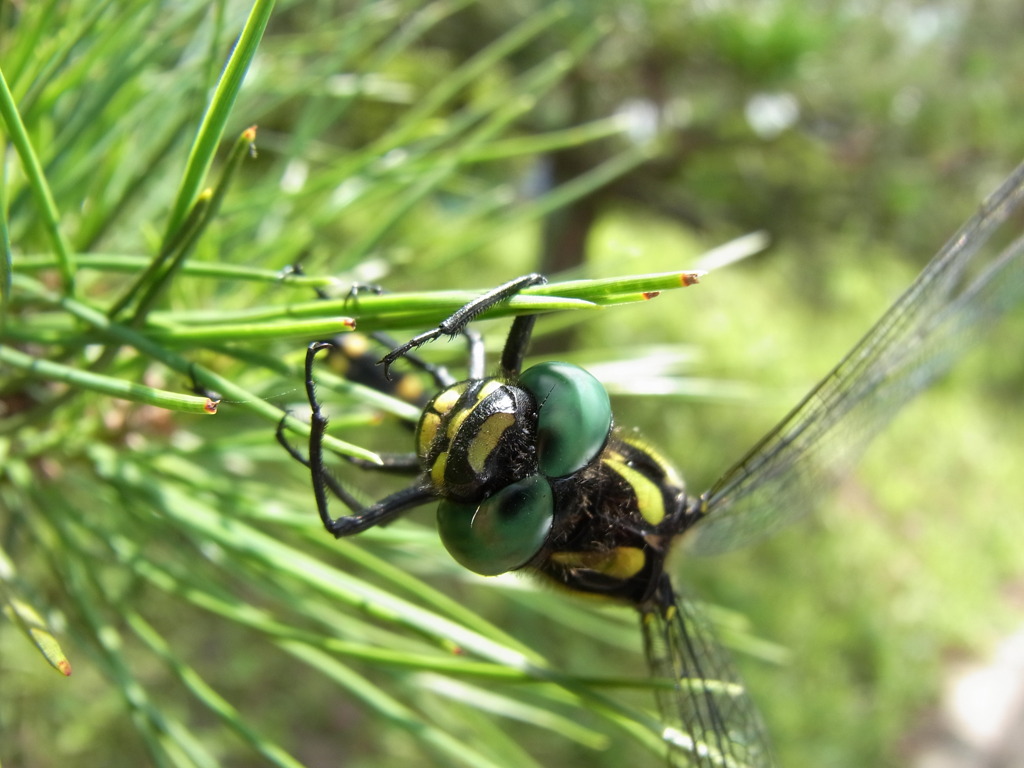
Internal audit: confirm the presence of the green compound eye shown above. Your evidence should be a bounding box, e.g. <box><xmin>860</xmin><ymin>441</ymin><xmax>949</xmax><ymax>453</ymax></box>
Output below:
<box><xmin>519</xmin><ymin>361</ymin><xmax>612</xmax><ymax>478</ymax></box>
<box><xmin>436</xmin><ymin>475</ymin><xmax>553</xmax><ymax>576</ymax></box>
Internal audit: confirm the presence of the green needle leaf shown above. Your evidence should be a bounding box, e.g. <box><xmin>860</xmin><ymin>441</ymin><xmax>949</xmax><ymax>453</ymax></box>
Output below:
<box><xmin>0</xmin><ymin>547</ymin><xmax>71</xmax><ymax>676</ymax></box>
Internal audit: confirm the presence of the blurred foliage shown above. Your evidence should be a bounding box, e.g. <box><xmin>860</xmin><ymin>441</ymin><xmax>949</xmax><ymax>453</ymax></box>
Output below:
<box><xmin>1</xmin><ymin>1</ymin><xmax>1023</xmax><ymax>768</ymax></box>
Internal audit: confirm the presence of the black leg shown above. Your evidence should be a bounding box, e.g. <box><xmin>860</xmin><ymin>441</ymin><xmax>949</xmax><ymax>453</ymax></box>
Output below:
<box><xmin>379</xmin><ymin>273</ymin><xmax>547</xmax><ymax>379</ymax></box>
<box><xmin>187</xmin><ymin>362</ymin><xmax>222</xmax><ymax>403</ymax></box>
<box><xmin>499</xmin><ymin>315</ymin><xmax>539</xmax><ymax>377</ymax></box>
<box><xmin>301</xmin><ymin>341</ymin><xmax>436</xmax><ymax>536</ymax></box>
<box><xmin>278</xmin><ymin>260</ymin><xmax>332</xmax><ymax>300</ymax></box>
<box><xmin>319</xmin><ymin>483</ymin><xmax>437</xmax><ymax>537</ymax></box>
<box><xmin>463</xmin><ymin>327</ymin><xmax>486</xmax><ymax>382</ymax></box>
<box><xmin>345</xmin><ymin>284</ymin><xmax>467</xmax><ymax>388</ymax></box>
<box><xmin>276</xmin><ymin>415</ymin><xmax>369</xmax><ymax>510</ymax></box>
<box><xmin>367</xmin><ymin>331</ymin><xmax>458</xmax><ymax>390</ymax></box>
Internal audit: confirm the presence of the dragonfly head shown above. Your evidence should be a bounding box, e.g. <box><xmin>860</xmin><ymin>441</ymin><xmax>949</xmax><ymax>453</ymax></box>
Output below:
<box><xmin>416</xmin><ymin>362</ymin><xmax>613</xmax><ymax>575</ymax></box>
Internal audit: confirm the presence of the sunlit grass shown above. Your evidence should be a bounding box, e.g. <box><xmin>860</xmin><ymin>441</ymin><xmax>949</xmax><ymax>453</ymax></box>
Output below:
<box><xmin>2</xmin><ymin>2</ymin><xmax>1024</xmax><ymax>768</ymax></box>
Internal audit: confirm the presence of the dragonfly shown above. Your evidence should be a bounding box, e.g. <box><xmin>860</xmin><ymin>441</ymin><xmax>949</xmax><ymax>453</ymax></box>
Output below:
<box><xmin>279</xmin><ymin>161</ymin><xmax>1024</xmax><ymax>767</ymax></box>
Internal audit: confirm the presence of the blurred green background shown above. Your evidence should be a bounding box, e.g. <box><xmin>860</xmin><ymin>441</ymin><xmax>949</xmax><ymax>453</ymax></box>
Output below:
<box><xmin>2</xmin><ymin>1</ymin><xmax>1024</xmax><ymax>767</ymax></box>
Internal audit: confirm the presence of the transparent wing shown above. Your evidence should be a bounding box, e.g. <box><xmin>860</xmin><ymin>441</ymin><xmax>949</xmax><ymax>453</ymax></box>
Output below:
<box><xmin>688</xmin><ymin>163</ymin><xmax>1024</xmax><ymax>555</ymax></box>
<box><xmin>641</xmin><ymin>577</ymin><xmax>775</xmax><ymax>767</ymax></box>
